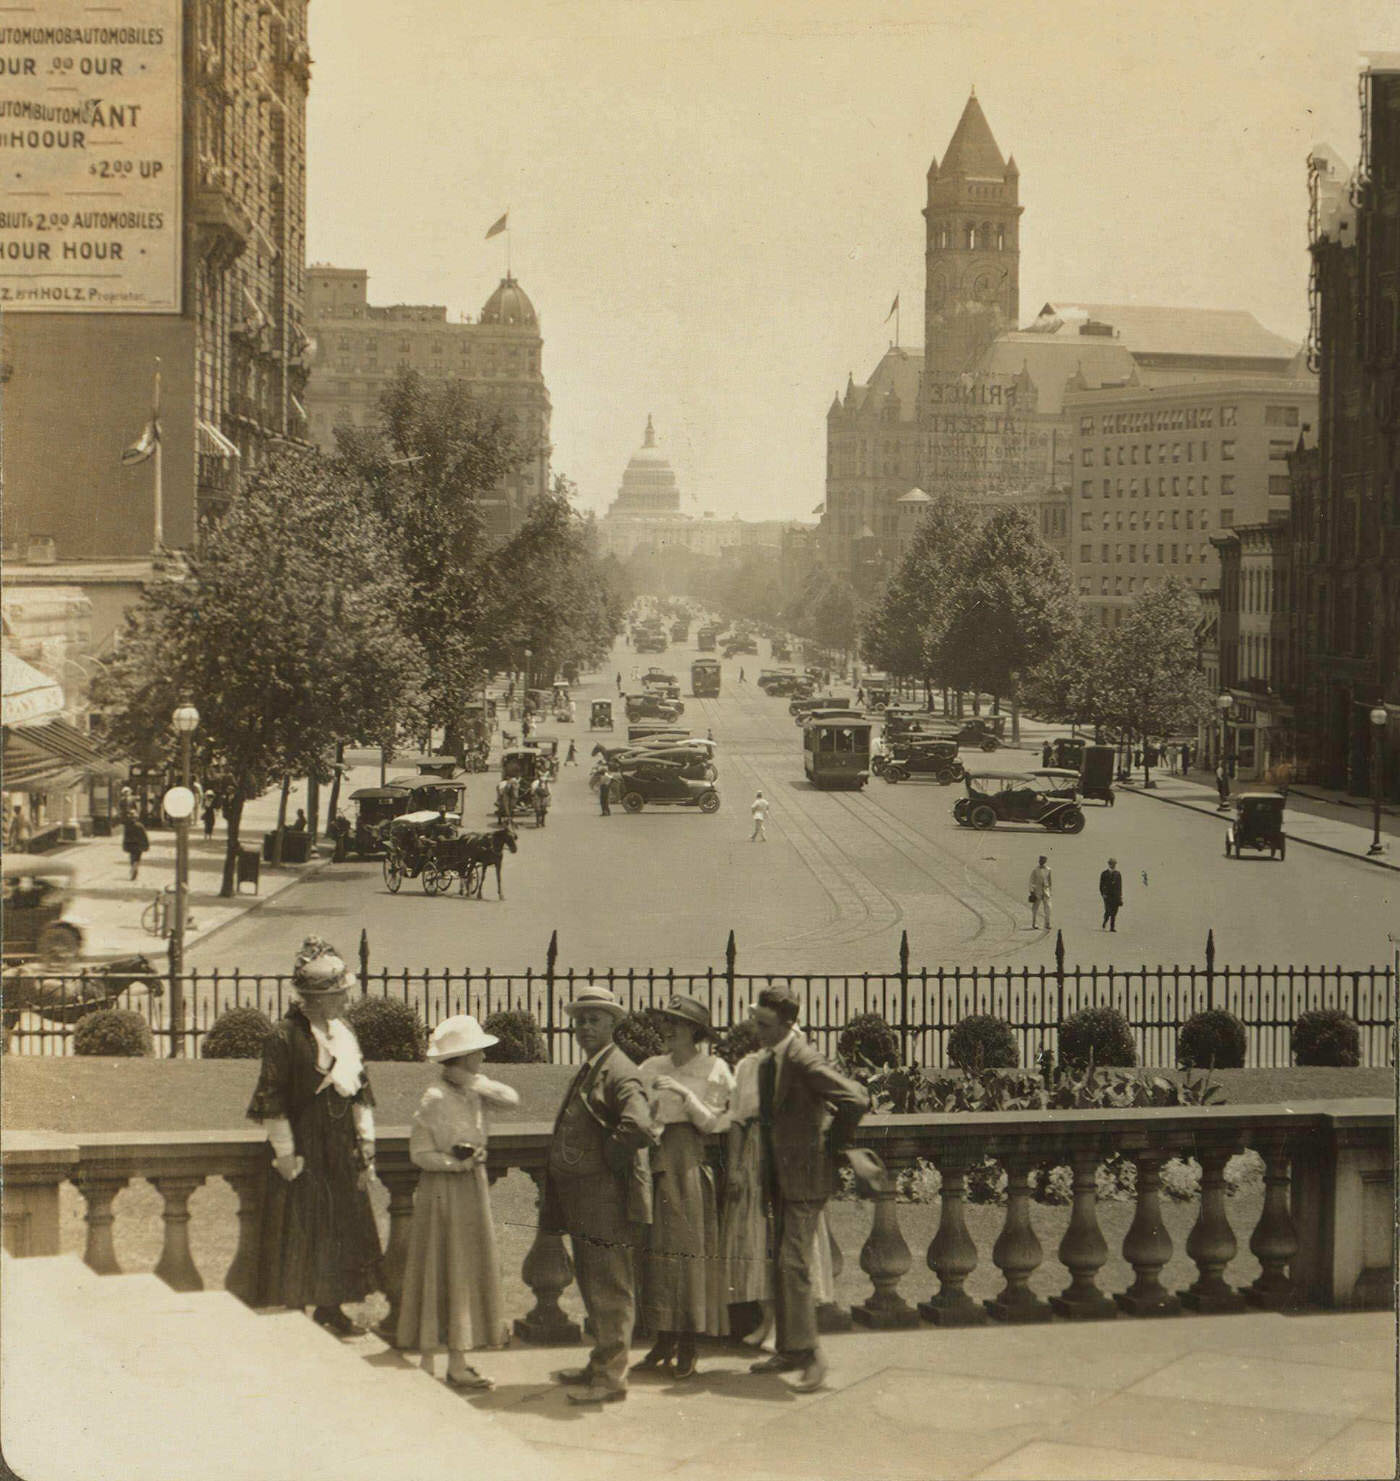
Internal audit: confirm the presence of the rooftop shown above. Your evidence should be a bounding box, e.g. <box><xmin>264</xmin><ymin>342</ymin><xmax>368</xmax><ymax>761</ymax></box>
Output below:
<box><xmin>935</xmin><ymin>90</ymin><xmax>1007</xmax><ymax>179</ymax></box>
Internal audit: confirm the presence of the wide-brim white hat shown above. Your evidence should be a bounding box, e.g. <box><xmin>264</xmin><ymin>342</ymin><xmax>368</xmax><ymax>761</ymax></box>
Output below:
<box><xmin>427</xmin><ymin>1014</ymin><xmax>499</xmax><ymax>1060</ymax></box>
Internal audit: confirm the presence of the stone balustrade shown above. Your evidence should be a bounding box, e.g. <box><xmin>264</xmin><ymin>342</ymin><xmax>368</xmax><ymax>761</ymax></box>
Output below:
<box><xmin>3</xmin><ymin>1102</ymin><xmax>1392</xmax><ymax>1339</ymax></box>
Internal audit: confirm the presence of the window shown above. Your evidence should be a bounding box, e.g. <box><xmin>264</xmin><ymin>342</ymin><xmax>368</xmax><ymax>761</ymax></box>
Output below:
<box><xmin>1128</xmin><ymin>545</ymin><xmax>1136</xmax><ymax>563</ymax></box>
<box><xmin>1130</xmin><ymin>445</ymin><xmax>1139</xmax><ymax>464</ymax></box>
<box><xmin>1080</xmin><ymin>512</ymin><xmax>1092</xmax><ymax>531</ymax></box>
<box><xmin>1145</xmin><ymin>443</ymin><xmax>1154</xmax><ymax>464</ymax></box>
<box><xmin>1187</xmin><ymin>510</ymin><xmax>1196</xmax><ymax>530</ymax></box>
<box><xmin>1201</xmin><ymin>512</ymin><xmax>1210</xmax><ymax>529</ymax></box>
<box><xmin>1101</xmin><ymin>512</ymin><xmax>1110</xmax><ymax>531</ymax></box>
<box><xmin>1159</xmin><ymin>443</ymin><xmax>1167</xmax><ymax>463</ymax></box>
<box><xmin>1129</xmin><ymin>510</ymin><xmax>1139</xmax><ymax>531</ymax></box>
<box><xmin>1186</xmin><ymin>476</ymin><xmax>1195</xmax><ymax>498</ymax></box>
<box><xmin>1117</xmin><ymin>447</ymin><xmax>1126</xmax><ymax>466</ymax></box>
<box><xmin>1201</xmin><ymin>476</ymin><xmax>1210</xmax><ymax>497</ymax></box>
<box><xmin>1081</xmin><ymin>447</ymin><xmax>1094</xmax><ymax>467</ymax></box>
<box><xmin>1221</xmin><ymin>405</ymin><xmax>1237</xmax><ymax>427</ymax></box>
<box><xmin>1103</xmin><ymin>480</ymin><xmax>1111</xmax><ymax>497</ymax></box>
<box><xmin>1186</xmin><ymin>441</ymin><xmax>1194</xmax><ymax>462</ymax></box>
<box><xmin>1079</xmin><ymin>576</ymin><xmax>1091</xmax><ymax>594</ymax></box>
<box><xmin>1116</xmin><ymin>479</ymin><xmax>1124</xmax><ymax>499</ymax></box>
<box><xmin>1264</xmin><ymin>404</ymin><xmax>1299</xmax><ymax>426</ymax></box>
<box><xmin>1128</xmin><ymin>578</ymin><xmax>1137</xmax><ymax>594</ymax></box>
<box><xmin>1080</xmin><ymin>544</ymin><xmax>1092</xmax><ymax>563</ymax></box>
<box><xmin>1157</xmin><ymin>544</ymin><xmax>1165</xmax><ymax>563</ymax></box>
<box><xmin>1219</xmin><ymin>509</ymin><xmax>1234</xmax><ymax>527</ymax></box>
<box><xmin>1200</xmin><ymin>441</ymin><xmax>1209</xmax><ymax>461</ymax></box>
<box><xmin>1130</xmin><ymin>479</ymin><xmax>1139</xmax><ymax>499</ymax></box>
<box><xmin>1115</xmin><ymin>511</ymin><xmax>1124</xmax><ymax>531</ymax></box>
<box><xmin>1268</xmin><ymin>440</ymin><xmax>1293</xmax><ymax>461</ymax></box>
<box><xmin>1114</xmin><ymin>576</ymin><xmax>1124</xmax><ymax>595</ymax></box>
<box><xmin>1103</xmin><ymin>446</ymin><xmax>1111</xmax><ymax>467</ymax></box>
<box><xmin>1173</xmin><ymin>477</ymin><xmax>1181</xmax><ymax>497</ymax></box>
<box><xmin>1101</xmin><ymin>543</ymin><xmax>1110</xmax><ymax>562</ymax></box>
<box><xmin>1081</xmin><ymin>481</ymin><xmax>1092</xmax><ymax>498</ymax></box>
<box><xmin>1221</xmin><ymin>440</ymin><xmax>1236</xmax><ymax>461</ymax></box>
<box><xmin>1172</xmin><ymin>543</ymin><xmax>1179</xmax><ymax>562</ymax></box>
<box><xmin>1220</xmin><ymin>474</ymin><xmax>1235</xmax><ymax>496</ymax></box>
<box><xmin>1172</xmin><ymin>443</ymin><xmax>1181</xmax><ymax>463</ymax></box>
<box><xmin>1080</xmin><ymin>416</ymin><xmax>1095</xmax><ymax>435</ymax></box>
<box><xmin>1269</xmin><ymin>474</ymin><xmax>1292</xmax><ymax>496</ymax></box>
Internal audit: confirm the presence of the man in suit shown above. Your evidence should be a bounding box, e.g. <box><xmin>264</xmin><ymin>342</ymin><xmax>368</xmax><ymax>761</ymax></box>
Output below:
<box><xmin>541</xmin><ymin>985</ymin><xmax>654</xmax><ymax>1405</ymax></box>
<box><xmin>1099</xmin><ymin>857</ymin><xmax>1124</xmax><ymax>931</ymax></box>
<box><xmin>748</xmin><ymin>984</ymin><xmax>869</xmax><ymax>1393</ymax></box>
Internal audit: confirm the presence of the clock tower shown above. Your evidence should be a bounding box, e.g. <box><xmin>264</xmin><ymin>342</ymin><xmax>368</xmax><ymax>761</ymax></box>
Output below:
<box><xmin>922</xmin><ymin>90</ymin><xmax>1022</xmax><ymax>377</ymax></box>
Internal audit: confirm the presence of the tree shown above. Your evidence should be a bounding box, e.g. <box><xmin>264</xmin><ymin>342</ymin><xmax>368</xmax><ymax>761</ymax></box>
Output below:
<box><xmin>1104</xmin><ymin>578</ymin><xmax>1215</xmax><ymax>784</ymax></box>
<box><xmin>95</xmin><ymin>451</ymin><xmax>425</xmax><ymax>895</ymax></box>
<box><xmin>335</xmin><ymin>369</ymin><xmax>530</xmax><ymax>741</ymax></box>
<box><xmin>1020</xmin><ymin>614</ymin><xmax>1117</xmax><ymax>736</ymax></box>
<box><xmin>935</xmin><ymin>508</ymin><xmax>1080</xmax><ymax>706</ymax></box>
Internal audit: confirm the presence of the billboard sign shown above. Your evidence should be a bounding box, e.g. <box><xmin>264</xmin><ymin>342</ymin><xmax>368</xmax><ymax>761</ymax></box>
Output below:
<box><xmin>0</xmin><ymin>0</ymin><xmax>181</xmax><ymax>312</ymax></box>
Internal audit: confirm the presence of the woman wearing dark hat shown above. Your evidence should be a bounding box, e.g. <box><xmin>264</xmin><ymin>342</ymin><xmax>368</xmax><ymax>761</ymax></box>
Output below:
<box><xmin>246</xmin><ymin>936</ymin><xmax>383</xmax><ymax>1336</ymax></box>
<box><xmin>633</xmin><ymin>994</ymin><xmax>734</xmax><ymax>1378</ymax></box>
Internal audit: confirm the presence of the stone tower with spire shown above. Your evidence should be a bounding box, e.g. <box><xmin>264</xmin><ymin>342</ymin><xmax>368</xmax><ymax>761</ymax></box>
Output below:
<box><xmin>922</xmin><ymin>89</ymin><xmax>1022</xmax><ymax>377</ymax></box>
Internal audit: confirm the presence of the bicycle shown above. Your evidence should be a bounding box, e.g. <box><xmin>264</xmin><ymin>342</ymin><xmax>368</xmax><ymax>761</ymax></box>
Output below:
<box><xmin>140</xmin><ymin>884</ymin><xmax>196</xmax><ymax>938</ymax></box>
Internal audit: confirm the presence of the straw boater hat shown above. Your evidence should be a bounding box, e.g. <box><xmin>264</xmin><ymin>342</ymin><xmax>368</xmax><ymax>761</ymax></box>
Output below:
<box><xmin>426</xmin><ymin>1014</ymin><xmax>498</xmax><ymax>1061</ymax></box>
<box><xmin>562</xmin><ymin>984</ymin><xmax>626</xmax><ymax>1019</ymax></box>
<box><xmin>290</xmin><ymin>936</ymin><xmax>353</xmax><ymax>995</ymax></box>
<box><xmin>654</xmin><ymin>993</ymin><xmax>712</xmax><ymax>1038</ymax></box>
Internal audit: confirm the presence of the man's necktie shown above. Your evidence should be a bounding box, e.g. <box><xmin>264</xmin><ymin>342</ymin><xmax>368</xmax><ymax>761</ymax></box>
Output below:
<box><xmin>758</xmin><ymin>1051</ymin><xmax>777</xmax><ymax>1125</ymax></box>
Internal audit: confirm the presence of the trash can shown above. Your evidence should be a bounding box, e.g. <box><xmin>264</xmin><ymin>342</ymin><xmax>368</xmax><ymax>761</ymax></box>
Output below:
<box><xmin>237</xmin><ymin>847</ymin><xmax>260</xmax><ymax>894</ymax></box>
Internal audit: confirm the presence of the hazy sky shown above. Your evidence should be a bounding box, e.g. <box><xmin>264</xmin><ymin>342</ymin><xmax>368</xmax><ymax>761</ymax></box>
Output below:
<box><xmin>306</xmin><ymin>0</ymin><xmax>1393</xmax><ymax>522</ymax></box>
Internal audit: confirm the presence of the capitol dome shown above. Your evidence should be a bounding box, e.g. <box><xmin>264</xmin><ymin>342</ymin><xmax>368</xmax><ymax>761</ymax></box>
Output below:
<box><xmin>608</xmin><ymin>416</ymin><xmax>682</xmax><ymax>518</ymax></box>
<box><xmin>479</xmin><ymin>274</ymin><xmax>537</xmax><ymax>328</ymax></box>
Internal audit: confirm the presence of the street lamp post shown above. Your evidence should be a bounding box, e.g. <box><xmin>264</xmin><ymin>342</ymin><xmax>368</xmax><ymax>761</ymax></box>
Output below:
<box><xmin>1369</xmin><ymin>707</ymin><xmax>1387</xmax><ymax>856</ymax></box>
<box><xmin>167</xmin><ymin>702</ymin><xmax>200</xmax><ymax>1055</ymax></box>
<box><xmin>1216</xmin><ymin>693</ymin><xmax>1233</xmax><ymax>809</ymax></box>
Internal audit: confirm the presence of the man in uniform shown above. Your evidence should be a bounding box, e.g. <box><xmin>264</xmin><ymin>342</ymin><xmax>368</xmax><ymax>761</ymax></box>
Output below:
<box><xmin>542</xmin><ymin>986</ymin><xmax>654</xmax><ymax>1404</ymax></box>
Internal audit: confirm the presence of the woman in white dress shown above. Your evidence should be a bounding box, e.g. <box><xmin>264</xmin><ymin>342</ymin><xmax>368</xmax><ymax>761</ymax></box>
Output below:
<box><xmin>633</xmin><ymin>994</ymin><xmax>735</xmax><ymax>1379</ymax></box>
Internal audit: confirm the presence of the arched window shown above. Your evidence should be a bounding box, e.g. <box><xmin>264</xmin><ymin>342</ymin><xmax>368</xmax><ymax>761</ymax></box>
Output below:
<box><xmin>996</xmin><ymin>225</ymin><xmax>1006</xmax><ymax>251</ymax></box>
<box><xmin>964</xmin><ymin>223</ymin><xmax>975</xmax><ymax>249</ymax></box>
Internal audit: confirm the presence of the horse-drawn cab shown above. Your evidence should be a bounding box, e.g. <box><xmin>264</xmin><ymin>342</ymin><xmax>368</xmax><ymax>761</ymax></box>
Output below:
<box><xmin>1</xmin><ymin>855</ymin><xmax>87</xmax><ymax>966</ymax></box>
<box><xmin>1226</xmin><ymin>791</ymin><xmax>1286</xmax><ymax>860</ymax></box>
<box><xmin>591</xmin><ymin>698</ymin><xmax>615</xmax><ymax>731</ymax></box>
<box><xmin>382</xmin><ymin>808</ymin><xmax>461</xmax><ymax>892</ymax></box>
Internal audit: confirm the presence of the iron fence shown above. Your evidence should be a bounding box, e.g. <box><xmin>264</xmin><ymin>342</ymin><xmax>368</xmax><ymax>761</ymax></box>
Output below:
<box><xmin>4</xmin><ymin>928</ymin><xmax>1394</xmax><ymax>1069</ymax></box>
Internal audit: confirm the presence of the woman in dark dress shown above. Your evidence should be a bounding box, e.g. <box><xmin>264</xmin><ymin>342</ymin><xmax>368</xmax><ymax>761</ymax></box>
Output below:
<box><xmin>246</xmin><ymin>936</ymin><xmax>383</xmax><ymax>1335</ymax></box>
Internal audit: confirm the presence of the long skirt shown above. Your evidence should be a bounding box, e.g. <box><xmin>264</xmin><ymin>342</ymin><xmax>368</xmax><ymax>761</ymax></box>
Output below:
<box><xmin>253</xmin><ymin>1096</ymin><xmax>382</xmax><ymax>1309</ymax></box>
<box><xmin>721</xmin><ymin>1120</ymin><xmax>835</xmax><ymax>1306</ymax></box>
<box><xmin>396</xmin><ymin>1165</ymin><xmax>507</xmax><ymax>1354</ymax></box>
<box><xmin>641</xmin><ymin>1123</ymin><xmax>728</xmax><ymax>1336</ymax></box>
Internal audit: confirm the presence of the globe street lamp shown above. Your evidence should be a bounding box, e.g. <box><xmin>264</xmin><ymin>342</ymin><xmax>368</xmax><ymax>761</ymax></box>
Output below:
<box><xmin>168</xmin><ymin>702</ymin><xmax>200</xmax><ymax>1055</ymax></box>
<box><xmin>1216</xmin><ymin>693</ymin><xmax>1233</xmax><ymax>810</ymax></box>
<box><xmin>1369</xmin><ymin>706</ymin><xmax>1387</xmax><ymax>857</ymax></box>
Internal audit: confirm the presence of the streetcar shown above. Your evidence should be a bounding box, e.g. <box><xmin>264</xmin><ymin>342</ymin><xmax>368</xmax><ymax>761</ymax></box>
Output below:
<box><xmin>802</xmin><ymin>712</ymin><xmax>875</xmax><ymax>790</ymax></box>
<box><xmin>691</xmin><ymin>657</ymin><xmax>721</xmax><ymax>697</ymax></box>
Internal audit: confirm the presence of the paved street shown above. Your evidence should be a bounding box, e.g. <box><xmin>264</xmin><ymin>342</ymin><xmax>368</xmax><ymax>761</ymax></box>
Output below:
<box><xmin>187</xmin><ymin>638</ymin><xmax>1396</xmax><ymax>978</ymax></box>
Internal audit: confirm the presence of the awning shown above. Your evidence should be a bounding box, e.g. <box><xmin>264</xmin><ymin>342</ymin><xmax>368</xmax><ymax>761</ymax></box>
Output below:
<box><xmin>3</xmin><ymin>718</ymin><xmax>125</xmax><ymax>790</ymax></box>
<box><xmin>197</xmin><ymin>419</ymin><xmax>240</xmax><ymax>459</ymax></box>
<box><xmin>2</xmin><ymin>653</ymin><xmax>64</xmax><ymax>729</ymax></box>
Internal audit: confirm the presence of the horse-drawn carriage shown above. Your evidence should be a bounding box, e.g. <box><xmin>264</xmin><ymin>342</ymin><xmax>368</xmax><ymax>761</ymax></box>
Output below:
<box><xmin>382</xmin><ymin>812</ymin><xmax>518</xmax><ymax>897</ymax></box>
<box><xmin>498</xmin><ymin>747</ymin><xmax>555</xmax><ymax>826</ymax></box>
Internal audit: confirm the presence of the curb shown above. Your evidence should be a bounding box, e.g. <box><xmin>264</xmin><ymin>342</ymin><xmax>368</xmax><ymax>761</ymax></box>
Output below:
<box><xmin>1118</xmin><ymin>784</ymin><xmax>1400</xmax><ymax>873</ymax></box>
<box><xmin>182</xmin><ymin>849</ymin><xmax>341</xmax><ymax>955</ymax></box>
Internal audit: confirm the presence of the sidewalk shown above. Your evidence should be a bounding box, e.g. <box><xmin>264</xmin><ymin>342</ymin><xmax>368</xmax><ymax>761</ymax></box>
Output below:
<box><xmin>1119</xmin><ymin>769</ymin><xmax>1399</xmax><ymax>871</ymax></box>
<box><xmin>56</xmin><ymin>757</ymin><xmax>386</xmax><ymax>962</ymax></box>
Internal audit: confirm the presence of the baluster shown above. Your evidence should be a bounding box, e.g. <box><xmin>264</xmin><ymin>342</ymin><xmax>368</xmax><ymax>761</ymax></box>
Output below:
<box><xmin>151</xmin><ymin>1172</ymin><xmax>207</xmax><ymax>1291</ymax></box>
<box><xmin>1245</xmin><ymin>1136</ymin><xmax>1300</xmax><ymax>1310</ymax></box>
<box><xmin>919</xmin><ymin>1155</ymin><xmax>986</xmax><ymax>1326</ymax></box>
<box><xmin>1115</xmin><ymin>1149</ymin><xmax>1181</xmax><ymax>1316</ymax></box>
<box><xmin>1181</xmin><ymin>1142</ymin><xmax>1246</xmax><ymax>1313</ymax></box>
<box><xmin>75</xmin><ymin>1171</ymin><xmax>128</xmax><ymax>1275</ymax></box>
<box><xmin>848</xmin><ymin>1150</ymin><xmax>919</xmax><ymax>1328</ymax></box>
<box><xmin>223</xmin><ymin>1166</ymin><xmax>266</xmax><ymax>1306</ymax></box>
<box><xmin>1051</xmin><ymin>1149</ymin><xmax>1117</xmax><ymax>1319</ymax></box>
<box><xmin>816</xmin><ymin>1219</ymin><xmax>852</xmax><ymax>1332</ymax></box>
<box><xmin>375</xmin><ymin>1158</ymin><xmax>420</xmax><ymax>1345</ymax></box>
<box><xmin>985</xmin><ymin>1154</ymin><xmax>1052</xmax><ymax>1322</ymax></box>
<box><xmin>513</xmin><ymin>1169</ymin><xmax>582</xmax><ymax>1344</ymax></box>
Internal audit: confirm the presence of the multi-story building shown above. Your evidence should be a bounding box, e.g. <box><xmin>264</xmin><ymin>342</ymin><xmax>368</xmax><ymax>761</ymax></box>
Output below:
<box><xmin>1287</xmin><ymin>63</ymin><xmax>1400</xmax><ymax>794</ymax></box>
<box><xmin>303</xmin><ymin>266</ymin><xmax>551</xmax><ymax>539</ymax></box>
<box><xmin>2</xmin><ymin>0</ymin><xmax>311</xmax><ymax>651</ymax></box>
<box><xmin>1209</xmin><ymin>515</ymin><xmax>1293</xmax><ymax>781</ymax></box>
<box><xmin>823</xmin><ymin>92</ymin><xmax>1307</xmax><ymax>593</ymax></box>
<box><xmin>1065</xmin><ymin>365</ymin><xmax>1315</xmax><ymax>628</ymax></box>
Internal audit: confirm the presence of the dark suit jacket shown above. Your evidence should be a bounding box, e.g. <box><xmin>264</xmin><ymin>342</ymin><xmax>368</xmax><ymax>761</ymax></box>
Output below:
<box><xmin>543</xmin><ymin>1042</ymin><xmax>655</xmax><ymax>1235</ymax></box>
<box><xmin>1099</xmin><ymin>868</ymin><xmax>1123</xmax><ymax>905</ymax></box>
<box><xmin>769</xmin><ymin>1034</ymin><xmax>870</xmax><ymax>1202</ymax></box>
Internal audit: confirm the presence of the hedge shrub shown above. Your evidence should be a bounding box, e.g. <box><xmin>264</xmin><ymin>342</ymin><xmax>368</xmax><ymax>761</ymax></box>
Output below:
<box><xmin>838</xmin><ymin>1012</ymin><xmax>900</xmax><ymax>1069</ymax></box>
<box><xmin>1291</xmin><ymin>1008</ymin><xmax>1361</xmax><ymax>1067</ymax></box>
<box><xmin>1058</xmin><ymin>1006</ymin><xmax>1136</xmax><ymax>1068</ymax></box>
<box><xmin>344</xmin><ymin>996</ymin><xmax>427</xmax><ymax>1061</ymax></box>
<box><xmin>1177</xmin><ymin>1009</ymin><xmax>1247</xmax><ymax>1070</ymax></box>
<box><xmin>714</xmin><ymin>1018</ymin><xmax>762</xmax><ymax>1067</ymax></box>
<box><xmin>201</xmin><ymin>1006</ymin><xmax>275</xmax><ymax>1059</ymax></box>
<box><xmin>613</xmin><ymin>1009</ymin><xmax>666</xmax><ymax>1063</ymax></box>
<box><xmin>73</xmin><ymin>1009</ymin><xmax>153</xmax><ymax>1057</ymax></box>
<box><xmin>482</xmin><ymin>1009</ymin><xmax>547</xmax><ymax>1064</ymax></box>
<box><xmin>947</xmin><ymin>1013</ymin><xmax>1018</xmax><ymax>1072</ymax></box>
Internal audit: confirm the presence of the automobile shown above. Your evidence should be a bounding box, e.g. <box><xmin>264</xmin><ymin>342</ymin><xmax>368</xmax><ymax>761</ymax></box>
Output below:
<box><xmin>1042</xmin><ymin>737</ymin><xmax>1087</xmax><ymax>770</ymax></box>
<box><xmin>757</xmin><ymin>668</ymin><xmax>803</xmax><ymax>696</ymax></box>
<box><xmin>1225</xmin><ymin>792</ymin><xmax>1286</xmax><ymax>860</ymax></box>
<box><xmin>590</xmin><ymin>698</ymin><xmax>614</xmax><ymax>731</ymax></box>
<box><xmin>878</xmin><ymin>738</ymin><xmax>965</xmax><ymax>785</ymax></box>
<box><xmin>621</xmin><ymin>744</ymin><xmax>717</xmax><ymax>781</ymax></box>
<box><xmin>723</xmin><ymin>636</ymin><xmax>759</xmax><ymax>657</ymax></box>
<box><xmin>615</xmin><ymin>756</ymin><xmax>721</xmax><ymax>814</ymax></box>
<box><xmin>1030</xmin><ymin>767</ymin><xmax>1082</xmax><ymax>799</ymax></box>
<box><xmin>790</xmin><ymin>693</ymin><xmax>853</xmax><ymax>721</ymax></box>
<box><xmin>348</xmin><ymin>783</ymin><xmax>414</xmax><ymax>855</ymax></box>
<box><xmin>626</xmin><ymin>723</ymin><xmax>691</xmax><ymax>743</ymax></box>
<box><xmin>1078</xmin><ymin>745</ymin><xmax>1117</xmax><ymax>805</ymax></box>
<box><xmin>939</xmin><ymin>717</ymin><xmax>1006</xmax><ymax>751</ymax></box>
<box><xmin>641</xmin><ymin>669</ymin><xmax>682</xmax><ymax>700</ymax></box>
<box><xmin>952</xmin><ymin>773</ymin><xmax>1086</xmax><ymax>833</ymax></box>
<box><xmin>625</xmin><ymin>692</ymin><xmax>684</xmax><ymax>723</ymax></box>
<box><xmin>882</xmin><ymin>705</ymin><xmax>943</xmax><ymax>738</ymax></box>
<box><xmin>635</xmin><ymin>630</ymin><xmax>668</xmax><ymax>653</ymax></box>
<box><xmin>1</xmin><ymin>855</ymin><xmax>87</xmax><ymax>965</ymax></box>
<box><xmin>771</xmin><ymin>638</ymin><xmax>792</xmax><ymax>662</ymax></box>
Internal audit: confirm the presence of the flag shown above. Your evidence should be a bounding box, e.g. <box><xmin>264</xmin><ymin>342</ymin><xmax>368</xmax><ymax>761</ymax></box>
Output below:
<box><xmin>885</xmin><ymin>292</ymin><xmax>899</xmax><ymax>323</ymax></box>
<box><xmin>121</xmin><ymin>418</ymin><xmax>159</xmax><ymax>465</ymax></box>
<box><xmin>485</xmin><ymin>211</ymin><xmax>508</xmax><ymax>240</ymax></box>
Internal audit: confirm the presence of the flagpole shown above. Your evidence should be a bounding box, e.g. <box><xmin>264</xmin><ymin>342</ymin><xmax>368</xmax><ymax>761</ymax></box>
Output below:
<box><xmin>152</xmin><ymin>357</ymin><xmax>163</xmax><ymax>553</ymax></box>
